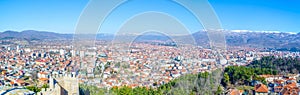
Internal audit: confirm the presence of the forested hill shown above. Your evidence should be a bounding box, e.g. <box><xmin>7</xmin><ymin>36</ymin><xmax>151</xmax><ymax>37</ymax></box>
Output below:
<box><xmin>247</xmin><ymin>56</ymin><xmax>300</xmax><ymax>74</ymax></box>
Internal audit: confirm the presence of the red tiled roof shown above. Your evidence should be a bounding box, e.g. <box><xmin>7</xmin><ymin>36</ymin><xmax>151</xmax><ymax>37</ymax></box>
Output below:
<box><xmin>39</xmin><ymin>78</ymin><xmax>48</xmax><ymax>81</ymax></box>
<box><xmin>230</xmin><ymin>89</ymin><xmax>242</xmax><ymax>95</ymax></box>
<box><xmin>16</xmin><ymin>79</ymin><xmax>25</xmax><ymax>84</ymax></box>
<box><xmin>255</xmin><ymin>84</ymin><xmax>268</xmax><ymax>93</ymax></box>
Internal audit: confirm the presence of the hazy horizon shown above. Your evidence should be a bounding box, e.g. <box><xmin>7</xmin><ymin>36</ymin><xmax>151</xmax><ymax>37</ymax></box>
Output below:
<box><xmin>1</xmin><ymin>29</ymin><xmax>299</xmax><ymax>35</ymax></box>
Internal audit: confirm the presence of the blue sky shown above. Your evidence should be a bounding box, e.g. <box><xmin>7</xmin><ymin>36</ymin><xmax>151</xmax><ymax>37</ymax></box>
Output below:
<box><xmin>0</xmin><ymin>0</ymin><xmax>299</xmax><ymax>33</ymax></box>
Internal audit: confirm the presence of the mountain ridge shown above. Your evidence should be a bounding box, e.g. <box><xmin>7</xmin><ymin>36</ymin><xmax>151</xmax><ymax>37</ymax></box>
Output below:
<box><xmin>1</xmin><ymin>30</ymin><xmax>299</xmax><ymax>50</ymax></box>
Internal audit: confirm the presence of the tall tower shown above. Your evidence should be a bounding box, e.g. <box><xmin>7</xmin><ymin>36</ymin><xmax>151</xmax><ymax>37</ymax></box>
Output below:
<box><xmin>49</xmin><ymin>76</ymin><xmax>54</xmax><ymax>89</ymax></box>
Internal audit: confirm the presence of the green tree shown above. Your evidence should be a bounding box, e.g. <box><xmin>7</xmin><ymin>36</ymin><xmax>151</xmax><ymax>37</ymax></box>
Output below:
<box><xmin>215</xmin><ymin>85</ymin><xmax>223</xmax><ymax>95</ymax></box>
<box><xmin>25</xmin><ymin>86</ymin><xmax>41</xmax><ymax>93</ymax></box>
<box><xmin>41</xmin><ymin>84</ymin><xmax>49</xmax><ymax>88</ymax></box>
<box><xmin>223</xmin><ymin>72</ymin><xmax>230</xmax><ymax>86</ymax></box>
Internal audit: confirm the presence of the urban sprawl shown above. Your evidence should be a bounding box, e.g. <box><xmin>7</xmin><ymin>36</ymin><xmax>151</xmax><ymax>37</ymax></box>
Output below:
<box><xmin>0</xmin><ymin>39</ymin><xmax>299</xmax><ymax>95</ymax></box>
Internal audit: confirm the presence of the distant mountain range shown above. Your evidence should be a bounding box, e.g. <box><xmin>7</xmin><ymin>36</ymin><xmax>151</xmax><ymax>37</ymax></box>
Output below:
<box><xmin>0</xmin><ymin>30</ymin><xmax>73</xmax><ymax>40</ymax></box>
<box><xmin>1</xmin><ymin>30</ymin><xmax>300</xmax><ymax>50</ymax></box>
<box><xmin>223</xmin><ymin>31</ymin><xmax>300</xmax><ymax>49</ymax></box>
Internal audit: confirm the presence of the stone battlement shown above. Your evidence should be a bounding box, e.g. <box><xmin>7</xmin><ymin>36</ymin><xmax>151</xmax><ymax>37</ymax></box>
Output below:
<box><xmin>38</xmin><ymin>72</ymin><xmax>79</xmax><ymax>95</ymax></box>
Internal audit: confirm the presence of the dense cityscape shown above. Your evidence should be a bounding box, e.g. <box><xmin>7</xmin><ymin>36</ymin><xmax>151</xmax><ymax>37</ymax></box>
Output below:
<box><xmin>0</xmin><ymin>37</ymin><xmax>299</xmax><ymax>94</ymax></box>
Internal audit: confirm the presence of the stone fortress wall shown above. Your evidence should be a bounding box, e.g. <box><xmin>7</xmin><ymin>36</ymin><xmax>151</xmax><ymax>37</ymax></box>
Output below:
<box><xmin>37</xmin><ymin>73</ymin><xmax>79</xmax><ymax>95</ymax></box>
